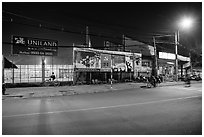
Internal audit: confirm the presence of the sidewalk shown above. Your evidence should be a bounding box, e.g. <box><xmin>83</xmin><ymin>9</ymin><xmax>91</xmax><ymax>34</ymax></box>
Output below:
<box><xmin>2</xmin><ymin>81</ymin><xmax>201</xmax><ymax>100</ymax></box>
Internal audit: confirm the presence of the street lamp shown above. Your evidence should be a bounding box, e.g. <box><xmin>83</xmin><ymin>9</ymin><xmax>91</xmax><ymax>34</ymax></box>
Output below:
<box><xmin>174</xmin><ymin>30</ymin><xmax>179</xmax><ymax>82</ymax></box>
<box><xmin>153</xmin><ymin>16</ymin><xmax>193</xmax><ymax>82</ymax></box>
<box><xmin>175</xmin><ymin>16</ymin><xmax>194</xmax><ymax>81</ymax></box>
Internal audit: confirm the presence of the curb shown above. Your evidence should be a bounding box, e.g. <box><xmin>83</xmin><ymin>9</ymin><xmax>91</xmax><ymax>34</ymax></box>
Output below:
<box><xmin>2</xmin><ymin>81</ymin><xmax>201</xmax><ymax>100</ymax></box>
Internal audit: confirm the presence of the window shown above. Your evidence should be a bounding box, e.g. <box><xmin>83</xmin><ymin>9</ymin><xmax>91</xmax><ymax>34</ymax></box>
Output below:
<box><xmin>4</xmin><ymin>64</ymin><xmax>74</xmax><ymax>83</ymax></box>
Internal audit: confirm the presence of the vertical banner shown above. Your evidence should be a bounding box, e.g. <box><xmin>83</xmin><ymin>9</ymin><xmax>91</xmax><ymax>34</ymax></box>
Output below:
<box><xmin>125</xmin><ymin>56</ymin><xmax>133</xmax><ymax>72</ymax></box>
<box><xmin>134</xmin><ymin>53</ymin><xmax>142</xmax><ymax>67</ymax></box>
<box><xmin>101</xmin><ymin>54</ymin><xmax>111</xmax><ymax>69</ymax></box>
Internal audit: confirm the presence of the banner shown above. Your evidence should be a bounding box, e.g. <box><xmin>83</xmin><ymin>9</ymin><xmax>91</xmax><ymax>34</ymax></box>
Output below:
<box><xmin>125</xmin><ymin>56</ymin><xmax>133</xmax><ymax>72</ymax></box>
<box><xmin>133</xmin><ymin>53</ymin><xmax>142</xmax><ymax>67</ymax></box>
<box><xmin>183</xmin><ymin>62</ymin><xmax>191</xmax><ymax>68</ymax></box>
<box><xmin>101</xmin><ymin>54</ymin><xmax>111</xmax><ymax>68</ymax></box>
<box><xmin>12</xmin><ymin>36</ymin><xmax>58</xmax><ymax>56</ymax></box>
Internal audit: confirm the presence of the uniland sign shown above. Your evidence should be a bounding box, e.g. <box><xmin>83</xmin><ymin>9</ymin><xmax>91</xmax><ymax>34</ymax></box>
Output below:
<box><xmin>12</xmin><ymin>36</ymin><xmax>58</xmax><ymax>56</ymax></box>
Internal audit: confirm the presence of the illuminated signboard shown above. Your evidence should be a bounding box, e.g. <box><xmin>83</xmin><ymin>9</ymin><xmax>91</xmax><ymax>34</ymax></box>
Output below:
<box><xmin>12</xmin><ymin>36</ymin><xmax>58</xmax><ymax>56</ymax></box>
<box><xmin>159</xmin><ymin>52</ymin><xmax>190</xmax><ymax>61</ymax></box>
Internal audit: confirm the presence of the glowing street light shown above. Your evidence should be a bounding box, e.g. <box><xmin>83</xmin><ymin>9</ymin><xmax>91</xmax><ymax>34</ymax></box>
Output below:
<box><xmin>179</xmin><ymin>16</ymin><xmax>194</xmax><ymax>30</ymax></box>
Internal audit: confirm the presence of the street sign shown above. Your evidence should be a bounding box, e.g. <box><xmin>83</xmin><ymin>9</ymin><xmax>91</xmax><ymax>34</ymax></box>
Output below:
<box><xmin>12</xmin><ymin>36</ymin><xmax>58</xmax><ymax>56</ymax></box>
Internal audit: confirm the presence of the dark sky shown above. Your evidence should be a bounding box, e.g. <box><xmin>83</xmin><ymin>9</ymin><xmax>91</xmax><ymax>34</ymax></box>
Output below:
<box><xmin>2</xmin><ymin>2</ymin><xmax>202</xmax><ymax>64</ymax></box>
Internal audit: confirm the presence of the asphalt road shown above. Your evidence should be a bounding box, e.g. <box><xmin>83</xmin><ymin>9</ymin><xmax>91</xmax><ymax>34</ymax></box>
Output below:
<box><xmin>2</xmin><ymin>83</ymin><xmax>202</xmax><ymax>135</ymax></box>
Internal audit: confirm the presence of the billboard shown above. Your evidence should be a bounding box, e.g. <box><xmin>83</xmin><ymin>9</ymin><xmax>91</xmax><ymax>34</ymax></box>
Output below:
<box><xmin>12</xmin><ymin>36</ymin><xmax>58</xmax><ymax>56</ymax></box>
<box><xmin>73</xmin><ymin>47</ymin><xmax>142</xmax><ymax>72</ymax></box>
<box><xmin>113</xmin><ymin>55</ymin><xmax>126</xmax><ymax>71</ymax></box>
<box><xmin>74</xmin><ymin>48</ymin><xmax>101</xmax><ymax>70</ymax></box>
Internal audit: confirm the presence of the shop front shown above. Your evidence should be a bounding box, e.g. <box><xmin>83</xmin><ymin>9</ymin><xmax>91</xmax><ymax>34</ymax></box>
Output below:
<box><xmin>3</xmin><ymin>36</ymin><xmax>74</xmax><ymax>85</ymax></box>
<box><xmin>158</xmin><ymin>52</ymin><xmax>190</xmax><ymax>81</ymax></box>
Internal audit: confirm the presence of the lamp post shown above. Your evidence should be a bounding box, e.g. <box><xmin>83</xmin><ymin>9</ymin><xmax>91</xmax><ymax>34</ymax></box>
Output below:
<box><xmin>175</xmin><ymin>16</ymin><xmax>194</xmax><ymax>81</ymax></box>
<box><xmin>153</xmin><ymin>17</ymin><xmax>193</xmax><ymax>82</ymax></box>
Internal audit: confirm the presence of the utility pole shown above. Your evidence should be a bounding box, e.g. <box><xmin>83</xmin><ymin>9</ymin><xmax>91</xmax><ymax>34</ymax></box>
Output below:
<box><xmin>42</xmin><ymin>56</ymin><xmax>45</xmax><ymax>82</ymax></box>
<box><xmin>11</xmin><ymin>35</ymin><xmax>14</xmax><ymax>84</ymax></box>
<box><xmin>153</xmin><ymin>36</ymin><xmax>158</xmax><ymax>77</ymax></box>
<box><xmin>86</xmin><ymin>26</ymin><xmax>89</xmax><ymax>47</ymax></box>
<box><xmin>72</xmin><ymin>43</ymin><xmax>77</xmax><ymax>85</ymax></box>
<box><xmin>110</xmin><ymin>55</ymin><xmax>113</xmax><ymax>89</ymax></box>
<box><xmin>175</xmin><ymin>31</ymin><xmax>179</xmax><ymax>82</ymax></box>
<box><xmin>132</xmin><ymin>53</ymin><xmax>136</xmax><ymax>80</ymax></box>
<box><xmin>189</xmin><ymin>51</ymin><xmax>192</xmax><ymax>74</ymax></box>
<box><xmin>2</xmin><ymin>55</ymin><xmax>4</xmax><ymax>84</ymax></box>
<box><xmin>122</xmin><ymin>34</ymin><xmax>126</xmax><ymax>51</ymax></box>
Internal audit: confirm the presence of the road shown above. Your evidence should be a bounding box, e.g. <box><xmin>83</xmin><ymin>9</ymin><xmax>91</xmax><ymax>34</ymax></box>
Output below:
<box><xmin>2</xmin><ymin>83</ymin><xmax>202</xmax><ymax>135</ymax></box>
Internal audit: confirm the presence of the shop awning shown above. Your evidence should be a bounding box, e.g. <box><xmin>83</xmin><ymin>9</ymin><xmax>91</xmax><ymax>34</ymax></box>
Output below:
<box><xmin>3</xmin><ymin>57</ymin><xmax>18</xmax><ymax>68</ymax></box>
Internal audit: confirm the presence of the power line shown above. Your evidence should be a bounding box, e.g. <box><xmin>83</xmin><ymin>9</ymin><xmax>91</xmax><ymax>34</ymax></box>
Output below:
<box><xmin>3</xmin><ymin>18</ymin><xmax>125</xmax><ymax>41</ymax></box>
<box><xmin>3</xmin><ymin>10</ymin><xmax>160</xmax><ymax>36</ymax></box>
<box><xmin>3</xmin><ymin>11</ymin><xmax>198</xmax><ymax>56</ymax></box>
<box><xmin>3</xmin><ymin>10</ymin><xmax>160</xmax><ymax>39</ymax></box>
<box><xmin>3</xmin><ymin>10</ymin><xmax>63</xmax><ymax>28</ymax></box>
<box><xmin>3</xmin><ymin>17</ymin><xmax>158</xmax><ymax>46</ymax></box>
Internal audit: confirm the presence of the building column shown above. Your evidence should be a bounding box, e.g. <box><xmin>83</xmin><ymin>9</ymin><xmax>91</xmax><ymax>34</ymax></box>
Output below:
<box><xmin>42</xmin><ymin>57</ymin><xmax>45</xmax><ymax>82</ymax></box>
<box><xmin>2</xmin><ymin>55</ymin><xmax>4</xmax><ymax>83</ymax></box>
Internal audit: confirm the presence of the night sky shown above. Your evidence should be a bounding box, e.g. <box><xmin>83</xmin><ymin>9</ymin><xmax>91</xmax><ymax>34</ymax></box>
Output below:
<box><xmin>2</xmin><ymin>2</ymin><xmax>202</xmax><ymax>64</ymax></box>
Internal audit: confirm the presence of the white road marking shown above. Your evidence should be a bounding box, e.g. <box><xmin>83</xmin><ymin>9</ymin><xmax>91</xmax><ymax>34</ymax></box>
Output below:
<box><xmin>159</xmin><ymin>86</ymin><xmax>202</xmax><ymax>92</ymax></box>
<box><xmin>2</xmin><ymin>95</ymin><xmax>201</xmax><ymax>118</ymax></box>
